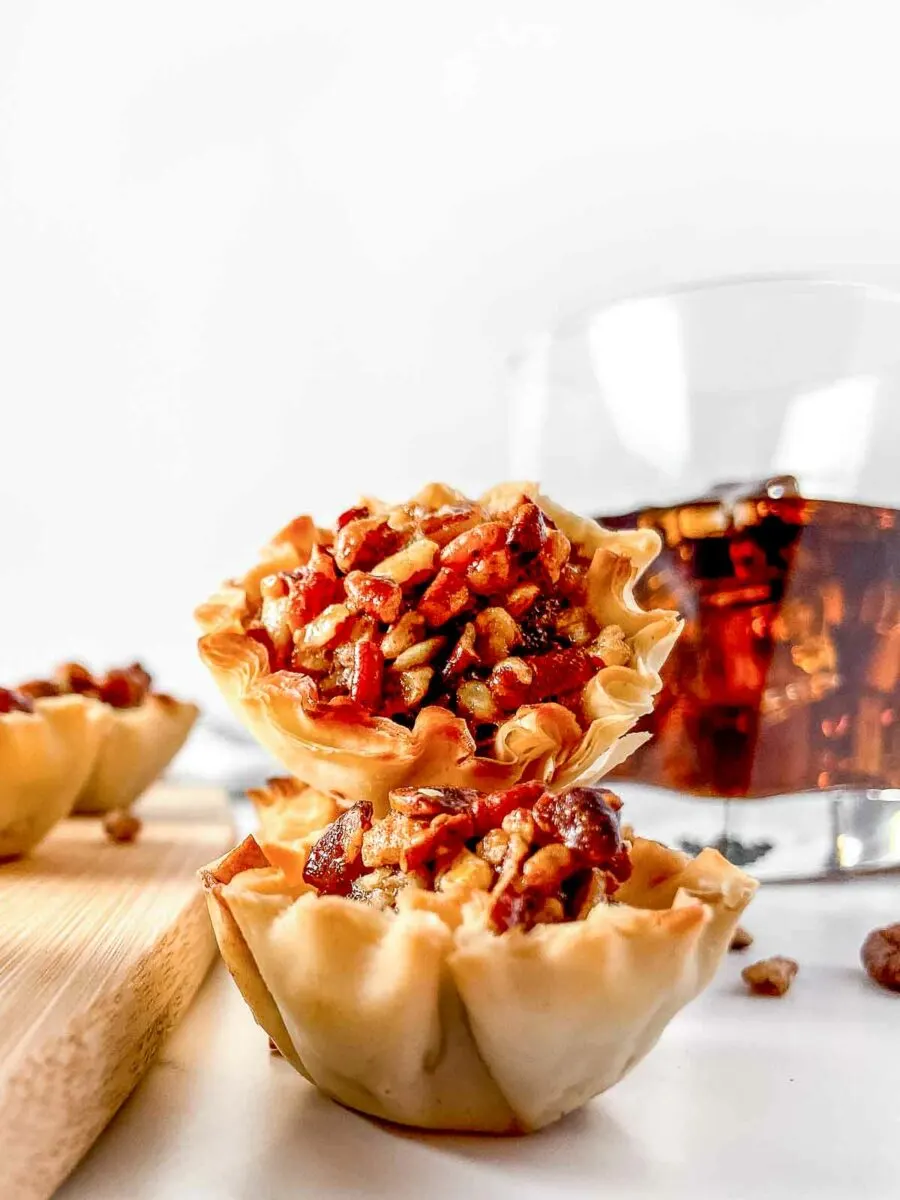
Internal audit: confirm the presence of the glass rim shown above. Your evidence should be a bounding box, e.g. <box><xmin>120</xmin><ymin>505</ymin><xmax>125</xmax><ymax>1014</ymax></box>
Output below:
<box><xmin>508</xmin><ymin>270</ymin><xmax>900</xmax><ymax>365</ymax></box>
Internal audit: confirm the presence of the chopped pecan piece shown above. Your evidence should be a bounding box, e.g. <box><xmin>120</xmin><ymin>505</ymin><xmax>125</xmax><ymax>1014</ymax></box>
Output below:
<box><xmin>519</xmin><ymin>597</ymin><xmax>563</xmax><ymax>654</ymax></box>
<box><xmin>286</xmin><ymin>557</ymin><xmax>343</xmax><ymax>628</ymax></box>
<box><xmin>443</xmin><ymin>622</ymin><xmax>479</xmax><ymax>679</ymax></box>
<box><xmin>99</xmin><ymin>663</ymin><xmax>152</xmax><ymax>708</ymax></box>
<box><xmin>741</xmin><ymin>956</ymin><xmax>799</xmax><ymax>997</ymax></box>
<box><xmin>259</xmin><ymin>590</ymin><xmax>293</xmax><ymax>656</ymax></box>
<box><xmin>344</xmin><ymin>571</ymin><xmax>403</xmax><ymax>624</ymax></box>
<box><xmin>488</xmin><ymin>882</ymin><xmax>548</xmax><ymax>934</ymax></box>
<box><xmin>259</xmin><ymin>573</ymin><xmax>289</xmax><ymax>601</ymax></box>
<box><xmin>419</xmin><ymin>568</ymin><xmax>471</xmax><ymax>627</ymax></box>
<box><xmin>383</xmin><ymin>665</ymin><xmax>433</xmax><ymax>715</ymax></box>
<box><xmin>488</xmin><ymin>658</ymin><xmax>534</xmax><ymax>710</ymax></box>
<box><xmin>474</xmin><ymin>607</ymin><xmax>520</xmax><ymax>665</ymax></box>
<box><xmin>525</xmin><ymin>648</ymin><xmax>595</xmax><ymax>703</ymax></box>
<box><xmin>533</xmin><ymin>786</ymin><xmax>625</xmax><ymax>868</ymax></box>
<box><xmin>555</xmin><ymin>606</ymin><xmax>597</xmax><ymax>647</ymax></box>
<box><xmin>500</xmin><ymin>806</ymin><xmax>537</xmax><ymax>843</ymax></box>
<box><xmin>103</xmin><ymin>810</ymin><xmax>142</xmax><ymax>844</ymax></box>
<box><xmin>456</xmin><ymin>680</ymin><xmax>500</xmax><ymax>724</ymax></box>
<box><xmin>729</xmin><ymin>926</ymin><xmax>754</xmax><ymax>951</ymax></box>
<box><xmin>295</xmin><ymin>603</ymin><xmax>352</xmax><ymax>649</ymax></box>
<box><xmin>467</xmin><ymin>549</ymin><xmax>514</xmax><ymax>596</ymax></box>
<box><xmin>304</xmin><ymin>802</ymin><xmax>374</xmax><ymax>895</ymax></box>
<box><xmin>861</xmin><ymin>924</ymin><xmax>900</xmax><ymax>992</ymax></box>
<box><xmin>55</xmin><ymin>662</ymin><xmax>99</xmax><ymax>696</ymax></box>
<box><xmin>17</xmin><ymin>680</ymin><xmax>60</xmax><ymax>701</ymax></box>
<box><xmin>558</xmin><ymin>562</ymin><xmax>589</xmax><ymax>603</ymax></box>
<box><xmin>333</xmin><ymin>516</ymin><xmax>402</xmax><ymax>573</ymax></box>
<box><xmin>335</xmin><ymin>504</ymin><xmax>370</xmax><ymax>530</ymax></box>
<box><xmin>349</xmin><ymin>641</ymin><xmax>384</xmax><ymax>710</ymax></box>
<box><xmin>350</xmin><ymin>866</ymin><xmax>425</xmax><ymax>909</ymax></box>
<box><xmin>386</xmin><ymin>502</ymin><xmax>428</xmax><ymax>534</ymax></box>
<box><xmin>390</xmin><ymin>786</ymin><xmax>480</xmax><ymax>819</ymax></box>
<box><xmin>506</xmin><ymin>500</ymin><xmax>550</xmax><ymax>557</ymax></box>
<box><xmin>476</xmin><ymin>827</ymin><xmax>510</xmax><ymax>866</ymax></box>
<box><xmin>439</xmin><ymin>522</ymin><xmax>508</xmax><ymax>570</ymax></box>
<box><xmin>505</xmin><ymin>582</ymin><xmax>541</xmax><ymax>619</ymax></box>
<box><xmin>521</xmin><ymin>843</ymin><xmax>579</xmax><ymax>891</ymax></box>
<box><xmin>472</xmin><ymin>782</ymin><xmax>546</xmax><ymax>835</ymax></box>
<box><xmin>418</xmin><ymin>505</ymin><xmax>484</xmax><ymax>547</ymax></box>
<box><xmin>362</xmin><ymin>809</ymin><xmax>471</xmax><ymax>873</ymax></box>
<box><xmin>0</xmin><ymin>687</ymin><xmax>35</xmax><ymax>714</ymax></box>
<box><xmin>372</xmin><ymin>538</ymin><xmax>438</xmax><ymax>585</ymax></box>
<box><xmin>434</xmin><ymin>847</ymin><xmax>494</xmax><ymax>893</ymax></box>
<box><xmin>381</xmin><ymin>611</ymin><xmax>427</xmax><ymax>659</ymax></box>
<box><xmin>538</xmin><ymin>529</ymin><xmax>571</xmax><ymax>582</ymax></box>
<box><xmin>393</xmin><ymin>636</ymin><xmax>446</xmax><ymax>671</ymax></box>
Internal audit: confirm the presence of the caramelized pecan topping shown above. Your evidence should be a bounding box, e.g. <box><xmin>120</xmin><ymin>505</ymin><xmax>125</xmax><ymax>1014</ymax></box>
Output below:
<box><xmin>303</xmin><ymin>801</ymin><xmax>374</xmax><ymax>895</ymax></box>
<box><xmin>248</xmin><ymin>492</ymin><xmax>633</xmax><ymax>742</ymax></box>
<box><xmin>303</xmin><ymin>782</ymin><xmax>630</xmax><ymax>934</ymax></box>
<box><xmin>9</xmin><ymin>663</ymin><xmax>154</xmax><ymax>710</ymax></box>
<box><xmin>0</xmin><ymin>687</ymin><xmax>35</xmax><ymax>715</ymax></box>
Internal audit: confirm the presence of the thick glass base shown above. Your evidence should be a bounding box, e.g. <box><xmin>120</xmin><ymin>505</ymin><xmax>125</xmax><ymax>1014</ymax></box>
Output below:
<box><xmin>618</xmin><ymin>783</ymin><xmax>900</xmax><ymax>882</ymax></box>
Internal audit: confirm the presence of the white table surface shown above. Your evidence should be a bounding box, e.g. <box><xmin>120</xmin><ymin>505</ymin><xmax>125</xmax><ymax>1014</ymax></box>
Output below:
<box><xmin>59</xmin><ymin>848</ymin><xmax>899</xmax><ymax>1200</ymax></box>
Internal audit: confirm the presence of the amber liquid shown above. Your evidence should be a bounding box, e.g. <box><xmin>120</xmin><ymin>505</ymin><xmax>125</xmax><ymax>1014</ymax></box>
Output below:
<box><xmin>601</xmin><ymin>491</ymin><xmax>900</xmax><ymax>798</ymax></box>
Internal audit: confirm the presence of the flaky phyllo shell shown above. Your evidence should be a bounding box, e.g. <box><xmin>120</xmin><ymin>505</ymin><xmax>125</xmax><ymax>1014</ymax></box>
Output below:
<box><xmin>247</xmin><ymin>776</ymin><xmax>343</xmax><ymax>885</ymax></box>
<box><xmin>202</xmin><ymin>834</ymin><xmax>756</xmax><ymax>1133</ymax></box>
<box><xmin>196</xmin><ymin>483</ymin><xmax>682</xmax><ymax>813</ymax></box>
<box><xmin>0</xmin><ymin>696</ymin><xmax>111</xmax><ymax>857</ymax></box>
<box><xmin>74</xmin><ymin>695</ymin><xmax>199</xmax><ymax>813</ymax></box>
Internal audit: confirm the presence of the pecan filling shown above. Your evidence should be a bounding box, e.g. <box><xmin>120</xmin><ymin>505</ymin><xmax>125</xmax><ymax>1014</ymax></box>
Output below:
<box><xmin>247</xmin><ymin>496</ymin><xmax>632</xmax><ymax>745</ymax></box>
<box><xmin>0</xmin><ymin>687</ymin><xmax>35</xmax><ymax>715</ymax></box>
<box><xmin>15</xmin><ymin>662</ymin><xmax>154</xmax><ymax>710</ymax></box>
<box><xmin>302</xmin><ymin>782</ymin><xmax>632</xmax><ymax>933</ymax></box>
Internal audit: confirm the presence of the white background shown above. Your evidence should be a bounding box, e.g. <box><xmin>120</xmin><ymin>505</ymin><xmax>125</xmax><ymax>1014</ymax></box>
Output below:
<box><xmin>3</xmin><ymin>0</ymin><xmax>900</xmax><ymax>712</ymax></box>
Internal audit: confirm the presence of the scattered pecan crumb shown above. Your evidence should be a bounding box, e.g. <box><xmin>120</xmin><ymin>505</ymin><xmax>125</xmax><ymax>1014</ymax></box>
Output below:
<box><xmin>742</xmin><ymin>955</ymin><xmax>798</xmax><ymax>997</ymax></box>
<box><xmin>268</xmin><ymin>1036</ymin><xmax>283</xmax><ymax>1057</ymax></box>
<box><xmin>729</xmin><ymin>925</ymin><xmax>754</xmax><ymax>951</ymax></box>
<box><xmin>860</xmin><ymin>923</ymin><xmax>900</xmax><ymax>992</ymax></box>
<box><xmin>103</xmin><ymin>810</ymin><xmax>142</xmax><ymax>844</ymax></box>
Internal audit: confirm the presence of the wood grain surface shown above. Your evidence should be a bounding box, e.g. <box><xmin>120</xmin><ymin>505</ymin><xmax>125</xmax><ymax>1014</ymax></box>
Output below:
<box><xmin>0</xmin><ymin>785</ymin><xmax>235</xmax><ymax>1200</ymax></box>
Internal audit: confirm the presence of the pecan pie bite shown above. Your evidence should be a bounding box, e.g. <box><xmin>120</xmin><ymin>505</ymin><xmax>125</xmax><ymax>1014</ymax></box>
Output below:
<box><xmin>201</xmin><ymin>779</ymin><xmax>756</xmax><ymax>1133</ymax></box>
<box><xmin>197</xmin><ymin>483</ymin><xmax>682</xmax><ymax>810</ymax></box>
<box><xmin>0</xmin><ymin>690</ymin><xmax>110</xmax><ymax>858</ymax></box>
<box><xmin>17</xmin><ymin>662</ymin><xmax>199</xmax><ymax>813</ymax></box>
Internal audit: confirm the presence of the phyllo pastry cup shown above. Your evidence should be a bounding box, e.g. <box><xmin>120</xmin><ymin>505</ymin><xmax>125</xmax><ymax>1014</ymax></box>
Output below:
<box><xmin>75</xmin><ymin>693</ymin><xmax>199</xmax><ymax>813</ymax></box>
<box><xmin>196</xmin><ymin>483</ymin><xmax>682</xmax><ymax>812</ymax></box>
<box><xmin>18</xmin><ymin>663</ymin><xmax>199</xmax><ymax>813</ymax></box>
<box><xmin>201</xmin><ymin>781</ymin><xmax>756</xmax><ymax>1133</ymax></box>
<box><xmin>0</xmin><ymin>690</ymin><xmax>111</xmax><ymax>858</ymax></box>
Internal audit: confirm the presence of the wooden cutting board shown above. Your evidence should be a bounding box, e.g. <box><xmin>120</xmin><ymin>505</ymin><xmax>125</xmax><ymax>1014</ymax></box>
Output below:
<box><xmin>0</xmin><ymin>785</ymin><xmax>235</xmax><ymax>1200</ymax></box>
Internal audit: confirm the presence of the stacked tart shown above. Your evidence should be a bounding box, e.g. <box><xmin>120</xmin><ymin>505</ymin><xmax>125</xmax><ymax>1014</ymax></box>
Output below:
<box><xmin>198</xmin><ymin>483</ymin><xmax>755</xmax><ymax>1132</ymax></box>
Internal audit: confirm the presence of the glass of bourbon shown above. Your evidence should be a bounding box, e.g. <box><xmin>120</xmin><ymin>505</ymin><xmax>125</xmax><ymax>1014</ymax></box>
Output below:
<box><xmin>507</xmin><ymin>277</ymin><xmax>900</xmax><ymax>879</ymax></box>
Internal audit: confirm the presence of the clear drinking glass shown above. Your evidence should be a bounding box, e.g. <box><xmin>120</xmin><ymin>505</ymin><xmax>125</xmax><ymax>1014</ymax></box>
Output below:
<box><xmin>507</xmin><ymin>277</ymin><xmax>900</xmax><ymax>880</ymax></box>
